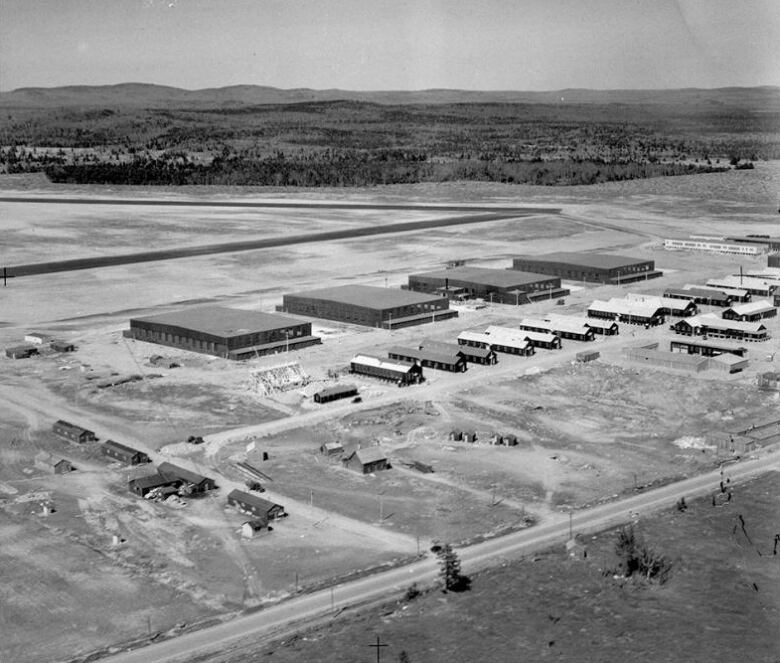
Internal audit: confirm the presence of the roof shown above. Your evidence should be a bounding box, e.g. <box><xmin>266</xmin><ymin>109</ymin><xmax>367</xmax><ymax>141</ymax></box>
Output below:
<box><xmin>25</xmin><ymin>332</ymin><xmax>52</xmax><ymax>339</ymax></box>
<box><xmin>351</xmin><ymin>354</ymin><xmax>417</xmax><ymax>373</ymax></box>
<box><xmin>472</xmin><ymin>326</ymin><xmax>533</xmax><ymax>349</ymax></box>
<box><xmin>103</xmin><ymin>440</ymin><xmax>144</xmax><ymax>456</ymax></box>
<box><xmin>242</xmin><ymin>520</ymin><xmax>268</xmax><ymax>531</ymax></box>
<box><xmin>431</xmin><ymin>339</ymin><xmax>492</xmax><ymax>358</ymax></box>
<box><xmin>314</xmin><ymin>384</ymin><xmax>358</xmax><ymax>399</ymax></box>
<box><xmin>228</xmin><ymin>489</ymin><xmax>282</xmax><ymax>513</ymax></box>
<box><xmin>158</xmin><ymin>461</ymin><xmax>211</xmax><ymax>486</ymax></box>
<box><xmin>682</xmin><ymin>313</ymin><xmax>767</xmax><ymax>333</ymax></box>
<box><xmin>624</xmin><ymin>293</ymin><xmax>695</xmax><ymax>311</ymax></box>
<box><xmin>286</xmin><ymin>285</ymin><xmax>443</xmax><ymax>310</ymax></box>
<box><xmin>54</xmin><ymin>420</ymin><xmax>94</xmax><ymax>435</ymax></box>
<box><xmin>388</xmin><ymin>345</ymin><xmax>462</xmax><ymax>366</ymax></box>
<box><xmin>709</xmin><ymin>353</ymin><xmax>748</xmax><ymax>366</ymax></box>
<box><xmin>626</xmin><ymin>348</ymin><xmax>709</xmax><ymax>368</ymax></box>
<box><xmin>521</xmin><ymin>316</ymin><xmax>590</xmax><ymax>336</ymax></box>
<box><xmin>581</xmin><ymin>317</ymin><xmax>618</xmax><ymax>329</ymax></box>
<box><xmin>131</xmin><ymin>306</ymin><xmax>305</xmax><ymax>338</ymax></box>
<box><xmin>35</xmin><ymin>451</ymin><xmax>68</xmax><ymax>465</ymax></box>
<box><xmin>6</xmin><ymin>345</ymin><xmax>37</xmax><ymax>354</ymax></box>
<box><xmin>672</xmin><ymin>286</ymin><xmax>735</xmax><ymax>299</ymax></box>
<box><xmin>724</xmin><ymin>300</ymin><xmax>776</xmax><ymax>316</ymax></box>
<box><xmin>130</xmin><ymin>473</ymin><xmax>176</xmax><ymax>490</ymax></box>
<box><xmin>521</xmin><ymin>330</ymin><xmax>559</xmax><ymax>343</ymax></box>
<box><xmin>409</xmin><ymin>266</ymin><xmax>556</xmax><ymax>289</ymax></box>
<box><xmin>670</xmin><ymin>338</ymin><xmax>747</xmax><ymax>352</ymax></box>
<box><xmin>707</xmin><ymin>276</ymin><xmax>777</xmax><ymax>291</ymax></box>
<box><xmin>685</xmin><ymin>284</ymin><xmax>748</xmax><ymax>298</ymax></box>
<box><xmin>589</xmin><ymin>299</ymin><xmax>663</xmax><ymax>318</ymax></box>
<box><xmin>350</xmin><ymin>446</ymin><xmax>387</xmax><ymax>465</ymax></box>
<box><xmin>514</xmin><ymin>252</ymin><xmax>650</xmax><ymax>270</ymax></box>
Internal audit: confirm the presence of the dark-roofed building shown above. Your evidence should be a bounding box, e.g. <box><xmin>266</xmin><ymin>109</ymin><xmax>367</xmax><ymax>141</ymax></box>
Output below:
<box><xmin>421</xmin><ymin>339</ymin><xmax>496</xmax><ymax>365</ymax></box>
<box><xmin>458</xmin><ymin>328</ymin><xmax>535</xmax><ymax>356</ymax></box>
<box><xmin>34</xmin><ymin>451</ymin><xmax>73</xmax><ymax>474</ymax></box>
<box><xmin>101</xmin><ymin>440</ymin><xmax>150</xmax><ymax>465</ymax></box>
<box><xmin>241</xmin><ymin>520</ymin><xmax>272</xmax><ymax>538</ymax></box>
<box><xmin>670</xmin><ymin>314</ymin><xmax>769</xmax><ymax>342</ymax></box>
<box><xmin>313</xmin><ymin>384</ymin><xmax>359</xmax><ymax>404</ymax></box>
<box><xmin>128</xmin><ymin>473</ymin><xmax>180</xmax><ymax>497</ymax></box>
<box><xmin>5</xmin><ymin>345</ymin><xmax>38</xmax><ymax>359</ymax></box>
<box><xmin>722</xmin><ymin>300</ymin><xmax>777</xmax><ymax>322</ymax></box>
<box><xmin>512</xmin><ymin>252</ymin><xmax>662</xmax><ymax>284</ymax></box>
<box><xmin>407</xmin><ymin>266</ymin><xmax>568</xmax><ymax>305</ymax></box>
<box><xmin>669</xmin><ymin>338</ymin><xmax>748</xmax><ymax>357</ymax></box>
<box><xmin>50</xmin><ymin>340</ymin><xmax>76</xmax><ymax>353</ymax></box>
<box><xmin>519</xmin><ymin>317</ymin><xmax>595</xmax><ymax>341</ymax></box>
<box><xmin>350</xmin><ymin>354</ymin><xmax>424</xmax><ymax>385</ymax></box>
<box><xmin>158</xmin><ymin>461</ymin><xmax>215</xmax><ymax>493</ymax></box>
<box><xmin>387</xmin><ymin>345</ymin><xmax>467</xmax><ymax>372</ymax></box>
<box><xmin>664</xmin><ymin>286</ymin><xmax>734</xmax><ymax>307</ymax></box>
<box><xmin>53</xmin><ymin>420</ymin><xmax>96</xmax><ymax>444</ymax></box>
<box><xmin>125</xmin><ymin>306</ymin><xmax>321</xmax><ymax>360</ymax></box>
<box><xmin>343</xmin><ymin>446</ymin><xmax>389</xmax><ymax>474</ymax></box>
<box><xmin>227</xmin><ymin>489</ymin><xmax>286</xmax><ymax>520</ymax></box>
<box><xmin>282</xmin><ymin>285</ymin><xmax>457</xmax><ymax>329</ymax></box>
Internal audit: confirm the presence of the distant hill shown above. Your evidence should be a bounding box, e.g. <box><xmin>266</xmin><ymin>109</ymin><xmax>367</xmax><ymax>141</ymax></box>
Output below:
<box><xmin>1</xmin><ymin>82</ymin><xmax>779</xmax><ymax>109</ymax></box>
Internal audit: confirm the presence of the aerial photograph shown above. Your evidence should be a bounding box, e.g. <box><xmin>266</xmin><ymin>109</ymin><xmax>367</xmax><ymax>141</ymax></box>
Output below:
<box><xmin>1</xmin><ymin>1</ymin><xmax>779</xmax><ymax>661</ymax></box>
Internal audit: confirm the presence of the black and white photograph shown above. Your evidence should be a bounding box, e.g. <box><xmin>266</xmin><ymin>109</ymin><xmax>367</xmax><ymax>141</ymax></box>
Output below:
<box><xmin>0</xmin><ymin>1</ymin><xmax>779</xmax><ymax>661</ymax></box>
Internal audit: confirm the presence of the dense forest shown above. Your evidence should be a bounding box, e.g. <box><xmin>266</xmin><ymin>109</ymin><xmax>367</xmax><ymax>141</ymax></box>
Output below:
<box><xmin>0</xmin><ymin>92</ymin><xmax>776</xmax><ymax>186</ymax></box>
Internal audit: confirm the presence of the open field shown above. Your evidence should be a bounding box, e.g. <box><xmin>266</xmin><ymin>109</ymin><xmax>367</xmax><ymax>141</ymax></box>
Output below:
<box><xmin>0</xmin><ymin>162</ymin><xmax>779</xmax><ymax>661</ymax></box>
<box><xmin>213</xmin><ymin>470</ymin><xmax>780</xmax><ymax>663</ymax></box>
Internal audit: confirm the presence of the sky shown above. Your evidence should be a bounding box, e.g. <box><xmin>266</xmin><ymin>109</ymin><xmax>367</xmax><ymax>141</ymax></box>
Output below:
<box><xmin>0</xmin><ymin>0</ymin><xmax>778</xmax><ymax>92</ymax></box>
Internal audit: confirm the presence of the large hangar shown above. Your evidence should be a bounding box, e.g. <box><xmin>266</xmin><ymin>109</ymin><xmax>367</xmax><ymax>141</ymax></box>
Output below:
<box><xmin>281</xmin><ymin>284</ymin><xmax>458</xmax><ymax>329</ymax></box>
<box><xmin>125</xmin><ymin>305</ymin><xmax>321</xmax><ymax>360</ymax></box>
<box><xmin>406</xmin><ymin>266</ymin><xmax>569</xmax><ymax>304</ymax></box>
<box><xmin>511</xmin><ymin>252</ymin><xmax>662</xmax><ymax>284</ymax></box>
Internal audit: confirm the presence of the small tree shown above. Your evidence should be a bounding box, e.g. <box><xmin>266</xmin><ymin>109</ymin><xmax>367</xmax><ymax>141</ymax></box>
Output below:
<box><xmin>436</xmin><ymin>544</ymin><xmax>470</xmax><ymax>592</ymax></box>
<box><xmin>612</xmin><ymin>525</ymin><xmax>672</xmax><ymax>584</ymax></box>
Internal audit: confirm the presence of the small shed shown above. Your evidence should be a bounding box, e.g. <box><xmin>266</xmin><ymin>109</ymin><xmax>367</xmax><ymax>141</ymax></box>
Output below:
<box><xmin>448</xmin><ymin>430</ymin><xmax>463</xmax><ymax>441</ymax></box>
<box><xmin>342</xmin><ymin>446</ymin><xmax>389</xmax><ymax>474</ymax></box>
<box><xmin>24</xmin><ymin>332</ymin><xmax>52</xmax><ymax>345</ymax></box>
<box><xmin>566</xmin><ymin>536</ymin><xmax>587</xmax><ymax>560</ymax></box>
<box><xmin>227</xmin><ymin>489</ymin><xmax>286</xmax><ymax>519</ymax></box>
<box><xmin>313</xmin><ymin>384</ymin><xmax>359</xmax><ymax>404</ymax></box>
<box><xmin>34</xmin><ymin>451</ymin><xmax>73</xmax><ymax>474</ymax></box>
<box><xmin>241</xmin><ymin>520</ymin><xmax>272</xmax><ymax>539</ymax></box>
<box><xmin>50</xmin><ymin>341</ymin><xmax>76</xmax><ymax>353</ymax></box>
<box><xmin>576</xmin><ymin>349</ymin><xmax>600</xmax><ymax>363</ymax></box>
<box><xmin>101</xmin><ymin>440</ymin><xmax>150</xmax><ymax>465</ymax></box>
<box><xmin>463</xmin><ymin>431</ymin><xmax>478</xmax><ymax>443</ymax></box>
<box><xmin>320</xmin><ymin>441</ymin><xmax>345</xmax><ymax>456</ymax></box>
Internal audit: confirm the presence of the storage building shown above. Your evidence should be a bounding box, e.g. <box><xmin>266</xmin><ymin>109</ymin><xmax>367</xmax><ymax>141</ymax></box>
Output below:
<box><xmin>320</xmin><ymin>441</ymin><xmax>345</xmax><ymax>456</ymax></box>
<box><xmin>241</xmin><ymin>520</ymin><xmax>271</xmax><ymax>538</ymax></box>
<box><xmin>50</xmin><ymin>340</ymin><xmax>76</xmax><ymax>353</ymax></box>
<box><xmin>708</xmin><ymin>353</ymin><xmax>748</xmax><ymax>374</ymax></box>
<box><xmin>623</xmin><ymin>342</ymin><xmax>709</xmax><ymax>373</ymax></box>
<box><xmin>406</xmin><ymin>266</ymin><xmax>568</xmax><ymax>304</ymax></box>
<box><xmin>34</xmin><ymin>451</ymin><xmax>73</xmax><ymax>474</ymax></box>
<box><xmin>5</xmin><ymin>345</ymin><xmax>38</xmax><ymax>359</ymax></box>
<box><xmin>349</xmin><ymin>354</ymin><xmax>424</xmax><ymax>385</ymax></box>
<box><xmin>512</xmin><ymin>252</ymin><xmax>662</xmax><ymax>284</ymax></box>
<box><xmin>342</xmin><ymin>446</ymin><xmax>389</xmax><ymax>474</ymax></box>
<box><xmin>53</xmin><ymin>420</ymin><xmax>96</xmax><ymax>444</ymax></box>
<box><xmin>519</xmin><ymin>317</ymin><xmax>595</xmax><ymax>341</ymax></box>
<box><xmin>24</xmin><ymin>332</ymin><xmax>53</xmax><ymax>345</ymax></box>
<box><xmin>721</xmin><ymin>300</ymin><xmax>777</xmax><ymax>322</ymax></box>
<box><xmin>313</xmin><ymin>384</ymin><xmax>359</xmax><ymax>404</ymax></box>
<box><xmin>158</xmin><ymin>461</ymin><xmax>215</xmax><ymax>493</ymax></box>
<box><xmin>227</xmin><ymin>489</ymin><xmax>286</xmax><ymax>520</ymax></box>
<box><xmin>387</xmin><ymin>345</ymin><xmax>467</xmax><ymax>372</ymax></box>
<box><xmin>125</xmin><ymin>306</ymin><xmax>321</xmax><ymax>360</ymax></box>
<box><xmin>282</xmin><ymin>285</ymin><xmax>457</xmax><ymax>329</ymax></box>
<box><xmin>576</xmin><ymin>349</ymin><xmax>600</xmax><ymax>363</ymax></box>
<box><xmin>669</xmin><ymin>338</ymin><xmax>748</xmax><ymax>357</ymax></box>
<box><xmin>101</xmin><ymin>440</ymin><xmax>150</xmax><ymax>465</ymax></box>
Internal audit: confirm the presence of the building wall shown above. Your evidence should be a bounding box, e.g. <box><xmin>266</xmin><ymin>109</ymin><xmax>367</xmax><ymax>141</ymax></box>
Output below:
<box><xmin>663</xmin><ymin>239</ymin><xmax>763</xmax><ymax>255</ymax></box>
<box><xmin>407</xmin><ymin>273</ymin><xmax>562</xmax><ymax>298</ymax></box>
<box><xmin>283</xmin><ymin>293</ymin><xmax>448</xmax><ymax>327</ymax></box>
<box><xmin>511</xmin><ymin>257</ymin><xmax>657</xmax><ymax>283</ymax></box>
<box><xmin>128</xmin><ymin>319</ymin><xmax>312</xmax><ymax>356</ymax></box>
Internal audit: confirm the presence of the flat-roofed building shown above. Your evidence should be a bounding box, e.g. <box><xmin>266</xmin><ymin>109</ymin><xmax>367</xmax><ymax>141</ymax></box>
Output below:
<box><xmin>512</xmin><ymin>252</ymin><xmax>662</xmax><ymax>284</ymax></box>
<box><xmin>407</xmin><ymin>266</ymin><xmax>568</xmax><ymax>305</ymax></box>
<box><xmin>669</xmin><ymin>338</ymin><xmax>748</xmax><ymax>357</ymax></box>
<box><xmin>282</xmin><ymin>285</ymin><xmax>457</xmax><ymax>329</ymax></box>
<box><xmin>722</xmin><ymin>300</ymin><xmax>777</xmax><ymax>322</ymax></box>
<box><xmin>663</xmin><ymin>238</ymin><xmax>765</xmax><ymax>255</ymax></box>
<box><xmin>125</xmin><ymin>306</ymin><xmax>321</xmax><ymax>360</ymax></box>
<box><xmin>623</xmin><ymin>342</ymin><xmax>710</xmax><ymax>373</ymax></box>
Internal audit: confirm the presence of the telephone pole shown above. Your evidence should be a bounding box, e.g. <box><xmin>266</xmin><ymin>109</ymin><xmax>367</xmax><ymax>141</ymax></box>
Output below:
<box><xmin>368</xmin><ymin>635</ymin><xmax>388</xmax><ymax>663</ymax></box>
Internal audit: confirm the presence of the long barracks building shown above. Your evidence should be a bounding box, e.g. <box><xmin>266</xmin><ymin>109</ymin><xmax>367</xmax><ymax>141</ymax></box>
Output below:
<box><xmin>512</xmin><ymin>252</ymin><xmax>662</xmax><ymax>284</ymax></box>
<box><xmin>406</xmin><ymin>266</ymin><xmax>568</xmax><ymax>304</ymax></box>
<box><xmin>282</xmin><ymin>285</ymin><xmax>457</xmax><ymax>329</ymax></box>
<box><xmin>125</xmin><ymin>306</ymin><xmax>321</xmax><ymax>360</ymax></box>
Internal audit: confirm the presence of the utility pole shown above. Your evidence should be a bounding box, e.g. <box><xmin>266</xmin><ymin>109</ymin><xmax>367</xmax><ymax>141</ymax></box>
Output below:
<box><xmin>368</xmin><ymin>636</ymin><xmax>388</xmax><ymax>663</ymax></box>
<box><xmin>2</xmin><ymin>267</ymin><xmax>15</xmax><ymax>287</ymax></box>
<box><xmin>569</xmin><ymin>511</ymin><xmax>573</xmax><ymax>540</ymax></box>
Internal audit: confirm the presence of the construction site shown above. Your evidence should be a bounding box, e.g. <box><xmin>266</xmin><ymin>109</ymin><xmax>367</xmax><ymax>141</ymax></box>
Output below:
<box><xmin>1</xmin><ymin>161</ymin><xmax>780</xmax><ymax>663</ymax></box>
